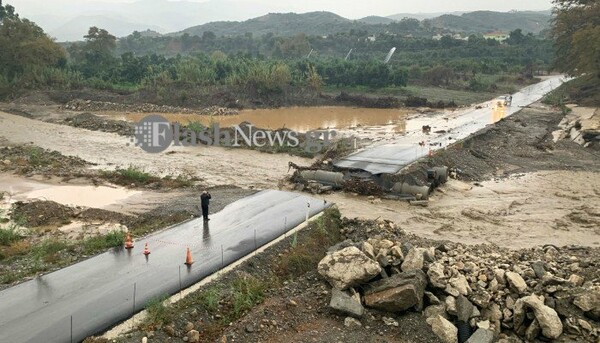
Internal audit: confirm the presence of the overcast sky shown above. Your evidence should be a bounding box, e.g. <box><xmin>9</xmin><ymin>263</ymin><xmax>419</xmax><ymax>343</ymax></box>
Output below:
<box><xmin>11</xmin><ymin>0</ymin><xmax>554</xmax><ymax>19</ymax></box>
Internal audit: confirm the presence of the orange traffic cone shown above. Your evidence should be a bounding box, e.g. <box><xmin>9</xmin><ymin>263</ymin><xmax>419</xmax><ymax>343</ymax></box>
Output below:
<box><xmin>184</xmin><ymin>247</ymin><xmax>194</xmax><ymax>266</ymax></box>
<box><xmin>143</xmin><ymin>243</ymin><xmax>150</xmax><ymax>255</ymax></box>
<box><xmin>125</xmin><ymin>232</ymin><xmax>134</xmax><ymax>249</ymax></box>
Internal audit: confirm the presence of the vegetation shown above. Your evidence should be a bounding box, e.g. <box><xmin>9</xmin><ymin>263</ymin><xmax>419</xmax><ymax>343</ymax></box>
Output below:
<box><xmin>551</xmin><ymin>0</ymin><xmax>600</xmax><ymax>106</ymax></box>
<box><xmin>0</xmin><ymin>2</ymin><xmax>553</xmax><ymax>107</ymax></box>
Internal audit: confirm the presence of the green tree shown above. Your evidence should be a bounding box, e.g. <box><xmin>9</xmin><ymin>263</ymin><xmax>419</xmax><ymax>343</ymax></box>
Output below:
<box><xmin>69</xmin><ymin>27</ymin><xmax>117</xmax><ymax>78</ymax></box>
<box><xmin>0</xmin><ymin>4</ymin><xmax>65</xmax><ymax>85</ymax></box>
<box><xmin>552</xmin><ymin>0</ymin><xmax>600</xmax><ymax>77</ymax></box>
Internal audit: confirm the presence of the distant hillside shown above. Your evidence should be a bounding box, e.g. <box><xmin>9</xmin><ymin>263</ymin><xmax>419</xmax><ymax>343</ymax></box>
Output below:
<box><xmin>50</xmin><ymin>15</ymin><xmax>164</xmax><ymax>41</ymax></box>
<box><xmin>357</xmin><ymin>16</ymin><xmax>396</xmax><ymax>25</ymax></box>
<box><xmin>171</xmin><ymin>10</ymin><xmax>552</xmax><ymax>39</ymax></box>
<box><xmin>424</xmin><ymin>10</ymin><xmax>551</xmax><ymax>34</ymax></box>
<box><xmin>174</xmin><ymin>12</ymin><xmax>365</xmax><ymax>37</ymax></box>
<box><xmin>387</xmin><ymin>12</ymin><xmax>465</xmax><ymax>21</ymax></box>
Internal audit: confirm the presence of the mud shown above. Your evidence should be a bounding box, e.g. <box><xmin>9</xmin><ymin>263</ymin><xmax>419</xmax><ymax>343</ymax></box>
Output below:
<box><xmin>106</xmin><ymin>106</ymin><xmax>415</xmax><ymax>133</ymax></box>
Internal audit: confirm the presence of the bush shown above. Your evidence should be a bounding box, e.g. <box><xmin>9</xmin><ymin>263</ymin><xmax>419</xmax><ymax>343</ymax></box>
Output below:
<box><xmin>117</xmin><ymin>166</ymin><xmax>151</xmax><ymax>184</ymax></box>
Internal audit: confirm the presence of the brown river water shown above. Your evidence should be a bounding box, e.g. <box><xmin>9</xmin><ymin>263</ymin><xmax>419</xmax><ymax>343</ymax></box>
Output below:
<box><xmin>101</xmin><ymin>107</ymin><xmax>415</xmax><ymax>132</ymax></box>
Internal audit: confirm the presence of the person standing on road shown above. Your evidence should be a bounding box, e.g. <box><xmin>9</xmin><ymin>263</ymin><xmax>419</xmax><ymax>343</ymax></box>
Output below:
<box><xmin>200</xmin><ymin>190</ymin><xmax>212</xmax><ymax>221</ymax></box>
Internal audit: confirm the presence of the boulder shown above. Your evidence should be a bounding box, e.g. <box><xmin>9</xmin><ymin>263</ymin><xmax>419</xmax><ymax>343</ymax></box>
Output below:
<box><xmin>427</xmin><ymin>315</ymin><xmax>458</xmax><ymax>343</ymax></box>
<box><xmin>329</xmin><ymin>288</ymin><xmax>364</xmax><ymax>318</ymax></box>
<box><xmin>318</xmin><ymin>246</ymin><xmax>381</xmax><ymax>290</ymax></box>
<box><xmin>465</xmin><ymin>328</ymin><xmax>494</xmax><ymax>343</ymax></box>
<box><xmin>401</xmin><ymin>247</ymin><xmax>425</xmax><ymax>272</ymax></box>
<box><xmin>364</xmin><ymin>270</ymin><xmax>427</xmax><ymax>312</ymax></box>
<box><xmin>514</xmin><ymin>295</ymin><xmax>563</xmax><ymax>339</ymax></box>
<box><xmin>506</xmin><ymin>272</ymin><xmax>528</xmax><ymax>294</ymax></box>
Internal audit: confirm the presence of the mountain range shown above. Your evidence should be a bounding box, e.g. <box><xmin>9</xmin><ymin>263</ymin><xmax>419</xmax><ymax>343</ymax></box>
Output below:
<box><xmin>17</xmin><ymin>0</ymin><xmax>552</xmax><ymax>41</ymax></box>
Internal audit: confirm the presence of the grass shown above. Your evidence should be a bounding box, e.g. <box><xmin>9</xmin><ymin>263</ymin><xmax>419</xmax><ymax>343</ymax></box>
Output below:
<box><xmin>231</xmin><ymin>275</ymin><xmax>267</xmax><ymax>317</ymax></box>
<box><xmin>0</xmin><ymin>225</ymin><xmax>22</xmax><ymax>246</ymax></box>
<box><xmin>144</xmin><ymin>295</ymin><xmax>175</xmax><ymax>328</ymax></box>
<box><xmin>102</xmin><ymin>166</ymin><xmax>195</xmax><ymax>189</ymax></box>
<box><xmin>82</xmin><ymin>231</ymin><xmax>125</xmax><ymax>255</ymax></box>
<box><xmin>116</xmin><ymin>166</ymin><xmax>151</xmax><ymax>184</ymax></box>
<box><xmin>31</xmin><ymin>239</ymin><xmax>70</xmax><ymax>263</ymax></box>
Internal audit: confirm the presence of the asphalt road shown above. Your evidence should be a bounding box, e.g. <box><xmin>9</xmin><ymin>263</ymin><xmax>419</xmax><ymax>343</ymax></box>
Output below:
<box><xmin>334</xmin><ymin>75</ymin><xmax>568</xmax><ymax>174</ymax></box>
<box><xmin>0</xmin><ymin>190</ymin><xmax>329</xmax><ymax>343</ymax></box>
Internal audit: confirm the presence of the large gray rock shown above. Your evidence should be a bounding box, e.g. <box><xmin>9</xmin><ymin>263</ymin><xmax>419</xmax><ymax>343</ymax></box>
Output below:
<box><xmin>329</xmin><ymin>288</ymin><xmax>364</xmax><ymax>318</ymax></box>
<box><xmin>427</xmin><ymin>315</ymin><xmax>458</xmax><ymax>343</ymax></box>
<box><xmin>401</xmin><ymin>247</ymin><xmax>425</xmax><ymax>272</ymax></box>
<box><xmin>364</xmin><ymin>270</ymin><xmax>427</xmax><ymax>312</ymax></box>
<box><xmin>318</xmin><ymin>246</ymin><xmax>381</xmax><ymax>290</ymax></box>
<box><xmin>465</xmin><ymin>328</ymin><xmax>494</xmax><ymax>343</ymax></box>
<box><xmin>514</xmin><ymin>295</ymin><xmax>563</xmax><ymax>339</ymax></box>
<box><xmin>456</xmin><ymin>295</ymin><xmax>474</xmax><ymax>322</ymax></box>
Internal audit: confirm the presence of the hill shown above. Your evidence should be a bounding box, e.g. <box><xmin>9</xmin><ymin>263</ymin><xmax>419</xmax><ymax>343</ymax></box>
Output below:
<box><xmin>49</xmin><ymin>15</ymin><xmax>164</xmax><ymax>41</ymax></box>
<box><xmin>357</xmin><ymin>16</ymin><xmax>396</xmax><ymax>25</ymax></box>
<box><xmin>174</xmin><ymin>11</ymin><xmax>360</xmax><ymax>37</ymax></box>
<box><xmin>424</xmin><ymin>10</ymin><xmax>551</xmax><ymax>34</ymax></box>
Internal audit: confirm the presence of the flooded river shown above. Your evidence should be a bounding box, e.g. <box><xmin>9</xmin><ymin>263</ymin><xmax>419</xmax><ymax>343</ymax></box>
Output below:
<box><xmin>101</xmin><ymin>107</ymin><xmax>414</xmax><ymax>132</ymax></box>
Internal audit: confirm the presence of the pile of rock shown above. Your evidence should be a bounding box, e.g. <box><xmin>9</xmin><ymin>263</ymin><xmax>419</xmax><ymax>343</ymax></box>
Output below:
<box><xmin>318</xmin><ymin>236</ymin><xmax>599</xmax><ymax>343</ymax></box>
<box><xmin>62</xmin><ymin>99</ymin><xmax>239</xmax><ymax>116</ymax></box>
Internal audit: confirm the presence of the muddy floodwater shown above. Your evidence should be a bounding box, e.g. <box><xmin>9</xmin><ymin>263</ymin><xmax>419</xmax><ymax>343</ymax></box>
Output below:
<box><xmin>0</xmin><ymin>175</ymin><xmax>141</xmax><ymax>208</ymax></box>
<box><xmin>101</xmin><ymin>107</ymin><xmax>415</xmax><ymax>132</ymax></box>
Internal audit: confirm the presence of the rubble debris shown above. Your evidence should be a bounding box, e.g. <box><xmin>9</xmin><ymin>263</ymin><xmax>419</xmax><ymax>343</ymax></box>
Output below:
<box><xmin>329</xmin><ymin>288</ymin><xmax>364</xmax><ymax>318</ymax></box>
<box><xmin>316</xmin><ymin>229</ymin><xmax>600</xmax><ymax>343</ymax></box>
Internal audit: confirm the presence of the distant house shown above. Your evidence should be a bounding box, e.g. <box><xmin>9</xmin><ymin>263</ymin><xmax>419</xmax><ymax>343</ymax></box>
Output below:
<box><xmin>367</xmin><ymin>35</ymin><xmax>376</xmax><ymax>42</ymax></box>
<box><xmin>483</xmin><ymin>31</ymin><xmax>509</xmax><ymax>41</ymax></box>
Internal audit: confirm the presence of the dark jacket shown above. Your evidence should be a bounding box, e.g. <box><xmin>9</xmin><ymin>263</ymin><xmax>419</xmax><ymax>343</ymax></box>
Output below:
<box><xmin>200</xmin><ymin>193</ymin><xmax>211</xmax><ymax>206</ymax></box>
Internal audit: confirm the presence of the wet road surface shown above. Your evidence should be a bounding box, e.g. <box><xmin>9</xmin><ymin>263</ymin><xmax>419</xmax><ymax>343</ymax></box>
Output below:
<box><xmin>334</xmin><ymin>76</ymin><xmax>568</xmax><ymax>174</ymax></box>
<box><xmin>0</xmin><ymin>190</ymin><xmax>329</xmax><ymax>343</ymax></box>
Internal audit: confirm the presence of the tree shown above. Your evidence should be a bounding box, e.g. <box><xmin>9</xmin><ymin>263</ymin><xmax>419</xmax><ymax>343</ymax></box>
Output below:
<box><xmin>70</xmin><ymin>27</ymin><xmax>117</xmax><ymax>77</ymax></box>
<box><xmin>552</xmin><ymin>0</ymin><xmax>600</xmax><ymax>77</ymax></box>
<box><xmin>0</xmin><ymin>0</ymin><xmax>17</xmax><ymax>22</ymax></box>
<box><xmin>0</xmin><ymin>4</ymin><xmax>65</xmax><ymax>81</ymax></box>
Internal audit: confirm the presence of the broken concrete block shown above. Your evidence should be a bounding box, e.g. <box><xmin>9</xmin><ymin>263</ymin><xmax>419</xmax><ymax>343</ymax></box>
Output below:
<box><xmin>465</xmin><ymin>328</ymin><xmax>494</xmax><ymax>343</ymax></box>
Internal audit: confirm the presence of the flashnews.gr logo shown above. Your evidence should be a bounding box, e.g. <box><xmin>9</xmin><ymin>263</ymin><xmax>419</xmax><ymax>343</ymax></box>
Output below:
<box><xmin>131</xmin><ymin>115</ymin><xmax>173</xmax><ymax>153</ymax></box>
<box><xmin>130</xmin><ymin>114</ymin><xmax>341</xmax><ymax>154</ymax></box>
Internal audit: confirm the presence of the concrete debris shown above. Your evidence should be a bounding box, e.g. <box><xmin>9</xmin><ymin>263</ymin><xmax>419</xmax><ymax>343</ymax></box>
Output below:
<box><xmin>465</xmin><ymin>328</ymin><xmax>494</xmax><ymax>343</ymax></box>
